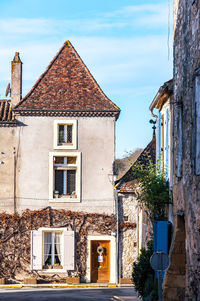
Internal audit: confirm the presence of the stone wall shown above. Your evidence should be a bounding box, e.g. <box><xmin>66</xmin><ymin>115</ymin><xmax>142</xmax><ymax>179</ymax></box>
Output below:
<box><xmin>118</xmin><ymin>194</ymin><xmax>137</xmax><ymax>281</ymax></box>
<box><xmin>163</xmin><ymin>0</ymin><xmax>200</xmax><ymax>300</ymax></box>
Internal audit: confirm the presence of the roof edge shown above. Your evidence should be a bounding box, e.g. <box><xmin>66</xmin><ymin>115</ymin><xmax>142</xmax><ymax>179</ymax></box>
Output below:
<box><xmin>149</xmin><ymin>79</ymin><xmax>173</xmax><ymax>117</ymax></box>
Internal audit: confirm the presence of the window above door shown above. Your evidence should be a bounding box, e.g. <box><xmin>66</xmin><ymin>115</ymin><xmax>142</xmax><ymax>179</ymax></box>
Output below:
<box><xmin>54</xmin><ymin>120</ymin><xmax>77</xmax><ymax>150</ymax></box>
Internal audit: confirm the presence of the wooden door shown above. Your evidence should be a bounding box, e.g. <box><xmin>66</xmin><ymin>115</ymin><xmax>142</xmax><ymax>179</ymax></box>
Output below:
<box><xmin>91</xmin><ymin>240</ymin><xmax>110</xmax><ymax>283</ymax></box>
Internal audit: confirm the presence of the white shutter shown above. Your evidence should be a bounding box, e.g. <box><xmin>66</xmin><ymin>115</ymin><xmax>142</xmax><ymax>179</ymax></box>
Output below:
<box><xmin>31</xmin><ymin>229</ymin><xmax>43</xmax><ymax>270</ymax></box>
<box><xmin>63</xmin><ymin>230</ymin><xmax>75</xmax><ymax>270</ymax></box>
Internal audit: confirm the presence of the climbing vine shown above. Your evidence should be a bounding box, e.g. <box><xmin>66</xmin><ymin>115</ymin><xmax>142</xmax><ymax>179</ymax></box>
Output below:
<box><xmin>132</xmin><ymin>159</ymin><xmax>172</xmax><ymax>221</ymax></box>
<box><xmin>0</xmin><ymin>208</ymin><xmax>116</xmax><ymax>283</ymax></box>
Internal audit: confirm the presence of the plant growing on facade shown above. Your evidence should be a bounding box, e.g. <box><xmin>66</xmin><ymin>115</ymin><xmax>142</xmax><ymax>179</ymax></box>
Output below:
<box><xmin>133</xmin><ymin>158</ymin><xmax>171</xmax><ymax>221</ymax></box>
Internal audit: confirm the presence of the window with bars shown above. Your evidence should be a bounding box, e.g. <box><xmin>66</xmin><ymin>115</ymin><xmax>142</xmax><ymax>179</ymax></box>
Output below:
<box><xmin>54</xmin><ymin>120</ymin><xmax>77</xmax><ymax>150</ymax></box>
<box><xmin>58</xmin><ymin>125</ymin><xmax>73</xmax><ymax>144</ymax></box>
<box><xmin>54</xmin><ymin>156</ymin><xmax>77</xmax><ymax>198</ymax></box>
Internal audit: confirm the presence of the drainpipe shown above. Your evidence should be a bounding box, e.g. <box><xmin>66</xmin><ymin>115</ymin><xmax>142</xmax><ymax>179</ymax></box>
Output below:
<box><xmin>135</xmin><ymin>186</ymin><xmax>140</xmax><ymax>257</ymax></box>
<box><xmin>13</xmin><ymin>147</ymin><xmax>16</xmax><ymax>214</ymax></box>
<box><xmin>114</xmin><ymin>188</ymin><xmax>119</xmax><ymax>285</ymax></box>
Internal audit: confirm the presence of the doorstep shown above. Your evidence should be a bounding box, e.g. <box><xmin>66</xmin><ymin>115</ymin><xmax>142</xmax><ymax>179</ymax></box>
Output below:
<box><xmin>0</xmin><ymin>283</ymin><xmax>117</xmax><ymax>289</ymax></box>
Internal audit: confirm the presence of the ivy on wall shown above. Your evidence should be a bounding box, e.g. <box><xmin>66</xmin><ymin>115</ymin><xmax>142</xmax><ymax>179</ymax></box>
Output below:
<box><xmin>0</xmin><ymin>207</ymin><xmax>116</xmax><ymax>283</ymax></box>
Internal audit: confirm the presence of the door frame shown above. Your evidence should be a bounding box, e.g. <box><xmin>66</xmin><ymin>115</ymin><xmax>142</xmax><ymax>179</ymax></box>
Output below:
<box><xmin>86</xmin><ymin>235</ymin><xmax>116</xmax><ymax>283</ymax></box>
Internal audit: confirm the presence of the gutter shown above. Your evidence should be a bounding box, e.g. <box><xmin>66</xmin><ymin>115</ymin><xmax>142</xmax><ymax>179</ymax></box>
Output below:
<box><xmin>149</xmin><ymin>86</ymin><xmax>166</xmax><ymax>119</ymax></box>
<box><xmin>149</xmin><ymin>81</ymin><xmax>171</xmax><ymax>118</ymax></box>
<box><xmin>114</xmin><ymin>189</ymin><xmax>119</xmax><ymax>285</ymax></box>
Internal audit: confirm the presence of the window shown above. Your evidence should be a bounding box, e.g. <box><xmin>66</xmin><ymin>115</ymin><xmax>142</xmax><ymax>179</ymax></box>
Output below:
<box><xmin>54</xmin><ymin>156</ymin><xmax>76</xmax><ymax>198</ymax></box>
<box><xmin>43</xmin><ymin>232</ymin><xmax>62</xmax><ymax>269</ymax></box>
<box><xmin>49</xmin><ymin>152</ymin><xmax>81</xmax><ymax>202</ymax></box>
<box><xmin>31</xmin><ymin>228</ymin><xmax>75</xmax><ymax>271</ymax></box>
<box><xmin>54</xmin><ymin>120</ymin><xmax>77</xmax><ymax>150</ymax></box>
<box><xmin>58</xmin><ymin>124</ymin><xmax>72</xmax><ymax>144</ymax></box>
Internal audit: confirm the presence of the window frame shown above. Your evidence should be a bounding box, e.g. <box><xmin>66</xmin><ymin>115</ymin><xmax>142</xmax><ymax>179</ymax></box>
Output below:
<box><xmin>49</xmin><ymin>152</ymin><xmax>81</xmax><ymax>202</ymax></box>
<box><xmin>31</xmin><ymin>227</ymin><xmax>75</xmax><ymax>272</ymax></box>
<box><xmin>54</xmin><ymin>120</ymin><xmax>77</xmax><ymax>150</ymax></box>
<box><xmin>43</xmin><ymin>230</ymin><xmax>63</xmax><ymax>270</ymax></box>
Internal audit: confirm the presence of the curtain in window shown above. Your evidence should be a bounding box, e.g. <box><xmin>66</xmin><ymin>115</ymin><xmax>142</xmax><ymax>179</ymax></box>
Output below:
<box><xmin>55</xmin><ymin>233</ymin><xmax>61</xmax><ymax>263</ymax></box>
<box><xmin>44</xmin><ymin>232</ymin><xmax>52</xmax><ymax>264</ymax></box>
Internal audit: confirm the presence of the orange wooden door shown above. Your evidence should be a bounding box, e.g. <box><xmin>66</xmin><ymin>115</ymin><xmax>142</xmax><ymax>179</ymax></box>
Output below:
<box><xmin>91</xmin><ymin>240</ymin><xmax>110</xmax><ymax>283</ymax></box>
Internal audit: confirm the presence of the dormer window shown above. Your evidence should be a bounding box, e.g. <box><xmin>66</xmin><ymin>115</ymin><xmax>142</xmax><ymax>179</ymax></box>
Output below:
<box><xmin>54</xmin><ymin>120</ymin><xmax>77</xmax><ymax>149</ymax></box>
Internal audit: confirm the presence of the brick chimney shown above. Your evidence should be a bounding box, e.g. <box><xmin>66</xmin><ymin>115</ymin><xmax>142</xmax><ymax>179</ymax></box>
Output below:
<box><xmin>11</xmin><ymin>52</ymin><xmax>22</xmax><ymax>106</ymax></box>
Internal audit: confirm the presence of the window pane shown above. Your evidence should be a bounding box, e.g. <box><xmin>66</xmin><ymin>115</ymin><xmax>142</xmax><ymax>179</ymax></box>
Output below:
<box><xmin>54</xmin><ymin>156</ymin><xmax>64</xmax><ymax>164</ymax></box>
<box><xmin>67</xmin><ymin>157</ymin><xmax>76</xmax><ymax>164</ymax></box>
<box><xmin>55</xmin><ymin>170</ymin><xmax>64</xmax><ymax>195</ymax></box>
<box><xmin>55</xmin><ymin>233</ymin><xmax>61</xmax><ymax>265</ymax></box>
<box><xmin>67</xmin><ymin>170</ymin><xmax>76</xmax><ymax>195</ymax></box>
<box><xmin>67</xmin><ymin>125</ymin><xmax>72</xmax><ymax>143</ymax></box>
<box><xmin>58</xmin><ymin>125</ymin><xmax>64</xmax><ymax>143</ymax></box>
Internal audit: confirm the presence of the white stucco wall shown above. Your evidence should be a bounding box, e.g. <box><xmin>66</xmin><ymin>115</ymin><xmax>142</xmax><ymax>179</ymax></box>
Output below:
<box><xmin>0</xmin><ymin>127</ymin><xmax>16</xmax><ymax>213</ymax></box>
<box><xmin>15</xmin><ymin>116</ymin><xmax>116</xmax><ymax>214</ymax></box>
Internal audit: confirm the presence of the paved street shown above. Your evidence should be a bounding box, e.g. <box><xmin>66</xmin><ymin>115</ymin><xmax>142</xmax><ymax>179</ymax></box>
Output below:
<box><xmin>0</xmin><ymin>287</ymin><xmax>140</xmax><ymax>301</ymax></box>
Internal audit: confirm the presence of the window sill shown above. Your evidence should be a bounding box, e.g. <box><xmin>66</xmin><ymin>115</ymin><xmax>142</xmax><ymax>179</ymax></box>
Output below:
<box><xmin>54</xmin><ymin>144</ymin><xmax>76</xmax><ymax>150</ymax></box>
<box><xmin>42</xmin><ymin>269</ymin><xmax>67</xmax><ymax>273</ymax></box>
<box><xmin>49</xmin><ymin>197</ymin><xmax>80</xmax><ymax>203</ymax></box>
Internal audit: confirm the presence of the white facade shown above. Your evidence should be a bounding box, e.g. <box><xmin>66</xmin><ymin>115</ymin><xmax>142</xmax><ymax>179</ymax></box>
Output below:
<box><xmin>15</xmin><ymin>116</ymin><xmax>115</xmax><ymax>214</ymax></box>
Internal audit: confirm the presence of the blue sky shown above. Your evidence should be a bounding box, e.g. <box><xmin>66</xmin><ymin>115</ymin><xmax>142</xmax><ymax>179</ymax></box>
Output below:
<box><xmin>0</xmin><ymin>0</ymin><xmax>173</xmax><ymax>158</ymax></box>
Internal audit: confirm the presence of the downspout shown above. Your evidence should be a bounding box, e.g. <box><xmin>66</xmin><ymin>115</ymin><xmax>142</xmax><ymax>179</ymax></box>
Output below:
<box><xmin>13</xmin><ymin>147</ymin><xmax>16</xmax><ymax>214</ymax></box>
<box><xmin>114</xmin><ymin>188</ymin><xmax>119</xmax><ymax>285</ymax></box>
<box><xmin>135</xmin><ymin>186</ymin><xmax>140</xmax><ymax>257</ymax></box>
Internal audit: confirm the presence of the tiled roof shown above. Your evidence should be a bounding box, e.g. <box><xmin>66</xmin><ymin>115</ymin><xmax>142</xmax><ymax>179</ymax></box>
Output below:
<box><xmin>0</xmin><ymin>100</ymin><xmax>16</xmax><ymax>125</ymax></box>
<box><xmin>14</xmin><ymin>41</ymin><xmax>120</xmax><ymax>118</ymax></box>
<box><xmin>116</xmin><ymin>138</ymin><xmax>156</xmax><ymax>193</ymax></box>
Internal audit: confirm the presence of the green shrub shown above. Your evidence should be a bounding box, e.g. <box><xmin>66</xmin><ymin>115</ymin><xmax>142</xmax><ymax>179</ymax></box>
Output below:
<box><xmin>132</xmin><ymin>240</ymin><xmax>158</xmax><ymax>299</ymax></box>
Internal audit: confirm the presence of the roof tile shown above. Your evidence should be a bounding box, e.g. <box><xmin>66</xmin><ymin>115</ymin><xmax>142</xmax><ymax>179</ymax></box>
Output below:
<box><xmin>15</xmin><ymin>41</ymin><xmax>120</xmax><ymax>115</ymax></box>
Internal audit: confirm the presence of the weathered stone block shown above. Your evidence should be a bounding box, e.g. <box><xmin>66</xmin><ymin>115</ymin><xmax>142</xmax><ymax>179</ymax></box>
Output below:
<box><xmin>24</xmin><ymin>278</ymin><xmax>37</xmax><ymax>284</ymax></box>
<box><xmin>163</xmin><ymin>287</ymin><xmax>178</xmax><ymax>301</ymax></box>
<box><xmin>66</xmin><ymin>277</ymin><xmax>80</xmax><ymax>284</ymax></box>
<box><xmin>119</xmin><ymin>278</ymin><xmax>133</xmax><ymax>284</ymax></box>
<box><xmin>0</xmin><ymin>279</ymin><xmax>5</xmax><ymax>284</ymax></box>
<box><xmin>165</xmin><ymin>275</ymin><xmax>185</xmax><ymax>288</ymax></box>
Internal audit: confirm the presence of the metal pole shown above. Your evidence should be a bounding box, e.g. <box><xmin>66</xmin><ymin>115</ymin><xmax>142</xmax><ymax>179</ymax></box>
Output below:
<box><xmin>158</xmin><ymin>271</ymin><xmax>162</xmax><ymax>301</ymax></box>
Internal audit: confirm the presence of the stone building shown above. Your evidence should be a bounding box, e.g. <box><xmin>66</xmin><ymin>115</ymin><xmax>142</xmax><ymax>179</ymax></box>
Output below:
<box><xmin>162</xmin><ymin>1</ymin><xmax>200</xmax><ymax>300</ymax></box>
<box><xmin>149</xmin><ymin>79</ymin><xmax>173</xmax><ymax>223</ymax></box>
<box><xmin>116</xmin><ymin>137</ymin><xmax>156</xmax><ymax>283</ymax></box>
<box><xmin>0</xmin><ymin>41</ymin><xmax>123</xmax><ymax>284</ymax></box>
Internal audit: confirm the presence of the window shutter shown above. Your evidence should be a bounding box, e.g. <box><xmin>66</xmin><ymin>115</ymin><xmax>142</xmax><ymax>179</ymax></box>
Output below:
<box><xmin>157</xmin><ymin>112</ymin><xmax>161</xmax><ymax>160</ymax></box>
<box><xmin>63</xmin><ymin>230</ymin><xmax>75</xmax><ymax>270</ymax></box>
<box><xmin>176</xmin><ymin>106</ymin><xmax>182</xmax><ymax>177</ymax></box>
<box><xmin>195</xmin><ymin>76</ymin><xmax>200</xmax><ymax>175</ymax></box>
<box><xmin>165</xmin><ymin>108</ymin><xmax>169</xmax><ymax>178</ymax></box>
<box><xmin>31</xmin><ymin>229</ymin><xmax>43</xmax><ymax>270</ymax></box>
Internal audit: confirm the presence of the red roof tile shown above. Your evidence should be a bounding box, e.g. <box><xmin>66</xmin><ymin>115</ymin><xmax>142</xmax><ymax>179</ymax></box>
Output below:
<box><xmin>15</xmin><ymin>41</ymin><xmax>120</xmax><ymax>116</ymax></box>
<box><xmin>116</xmin><ymin>138</ymin><xmax>156</xmax><ymax>193</ymax></box>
